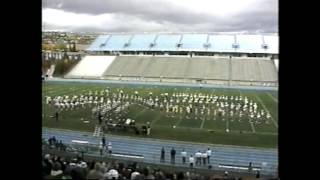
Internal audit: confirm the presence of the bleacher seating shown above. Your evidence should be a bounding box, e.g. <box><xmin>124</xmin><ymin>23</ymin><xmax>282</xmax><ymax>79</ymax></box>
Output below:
<box><xmin>101</xmin><ymin>56</ymin><xmax>277</xmax><ymax>86</ymax></box>
<box><xmin>65</xmin><ymin>56</ymin><xmax>116</xmax><ymax>78</ymax></box>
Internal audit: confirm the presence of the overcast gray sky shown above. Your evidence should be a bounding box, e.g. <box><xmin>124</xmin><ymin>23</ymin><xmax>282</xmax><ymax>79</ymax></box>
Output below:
<box><xmin>42</xmin><ymin>0</ymin><xmax>278</xmax><ymax>33</ymax></box>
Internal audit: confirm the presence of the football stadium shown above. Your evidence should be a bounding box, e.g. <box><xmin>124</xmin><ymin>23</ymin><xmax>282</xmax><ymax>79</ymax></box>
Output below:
<box><xmin>42</xmin><ymin>33</ymin><xmax>278</xmax><ymax>179</ymax></box>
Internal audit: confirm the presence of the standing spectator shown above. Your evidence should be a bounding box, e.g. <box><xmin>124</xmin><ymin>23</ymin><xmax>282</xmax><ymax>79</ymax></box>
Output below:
<box><xmin>206</xmin><ymin>148</ymin><xmax>212</xmax><ymax>164</ymax></box>
<box><xmin>107</xmin><ymin>142</ymin><xmax>112</xmax><ymax>155</ymax></box>
<box><xmin>248</xmin><ymin>162</ymin><xmax>253</xmax><ymax>172</ymax></box>
<box><xmin>101</xmin><ymin>136</ymin><xmax>106</xmax><ymax>147</ymax></box>
<box><xmin>202</xmin><ymin>151</ymin><xmax>207</xmax><ymax>165</ymax></box>
<box><xmin>181</xmin><ymin>149</ymin><xmax>187</xmax><ymax>164</ymax></box>
<box><xmin>170</xmin><ymin>147</ymin><xmax>176</xmax><ymax>164</ymax></box>
<box><xmin>160</xmin><ymin>147</ymin><xmax>165</xmax><ymax>163</ymax></box>
<box><xmin>189</xmin><ymin>155</ymin><xmax>194</xmax><ymax>169</ymax></box>
<box><xmin>99</xmin><ymin>143</ymin><xmax>103</xmax><ymax>156</ymax></box>
<box><xmin>195</xmin><ymin>151</ymin><xmax>202</xmax><ymax>166</ymax></box>
<box><xmin>256</xmin><ymin>170</ymin><xmax>260</xmax><ymax>178</ymax></box>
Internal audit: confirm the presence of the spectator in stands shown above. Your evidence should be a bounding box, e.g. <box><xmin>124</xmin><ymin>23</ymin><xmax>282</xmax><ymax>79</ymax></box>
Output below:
<box><xmin>70</xmin><ymin>166</ymin><xmax>87</xmax><ymax>180</ymax></box>
<box><xmin>48</xmin><ymin>162</ymin><xmax>63</xmax><ymax>179</ymax></box>
<box><xmin>131</xmin><ymin>170</ymin><xmax>140</xmax><ymax>179</ymax></box>
<box><xmin>189</xmin><ymin>155</ymin><xmax>194</xmax><ymax>169</ymax></box>
<box><xmin>206</xmin><ymin>148</ymin><xmax>212</xmax><ymax>164</ymax></box>
<box><xmin>181</xmin><ymin>149</ymin><xmax>187</xmax><ymax>164</ymax></box>
<box><xmin>64</xmin><ymin>159</ymin><xmax>77</xmax><ymax>176</ymax></box>
<box><xmin>160</xmin><ymin>147</ymin><xmax>165</xmax><ymax>163</ymax></box>
<box><xmin>104</xmin><ymin>168</ymin><xmax>119</xmax><ymax>179</ymax></box>
<box><xmin>143</xmin><ymin>167</ymin><xmax>155</xmax><ymax>180</ymax></box>
<box><xmin>42</xmin><ymin>151</ymin><xmax>267</xmax><ymax>180</ymax></box>
<box><xmin>43</xmin><ymin>154</ymin><xmax>53</xmax><ymax>176</ymax></box>
<box><xmin>176</xmin><ymin>171</ymin><xmax>184</xmax><ymax>180</ymax></box>
<box><xmin>170</xmin><ymin>147</ymin><xmax>176</xmax><ymax>164</ymax></box>
<box><xmin>154</xmin><ymin>169</ymin><xmax>166</xmax><ymax>180</ymax></box>
<box><xmin>87</xmin><ymin>162</ymin><xmax>104</xmax><ymax>180</ymax></box>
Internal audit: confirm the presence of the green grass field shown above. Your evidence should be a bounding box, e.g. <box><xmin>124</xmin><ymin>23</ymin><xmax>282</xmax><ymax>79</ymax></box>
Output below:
<box><xmin>42</xmin><ymin>81</ymin><xmax>278</xmax><ymax>148</ymax></box>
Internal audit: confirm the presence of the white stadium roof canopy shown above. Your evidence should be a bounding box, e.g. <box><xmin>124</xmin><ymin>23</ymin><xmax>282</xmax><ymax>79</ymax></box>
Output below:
<box><xmin>87</xmin><ymin>33</ymin><xmax>278</xmax><ymax>54</ymax></box>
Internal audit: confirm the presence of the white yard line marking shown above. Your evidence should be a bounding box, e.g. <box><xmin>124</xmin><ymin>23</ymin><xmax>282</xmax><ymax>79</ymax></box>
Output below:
<box><xmin>226</xmin><ymin>118</ymin><xmax>229</xmax><ymax>131</ymax></box>
<box><xmin>200</xmin><ymin>117</ymin><xmax>206</xmax><ymax>129</ymax></box>
<box><xmin>133</xmin><ymin>108</ymin><xmax>146</xmax><ymax>118</ymax></box>
<box><xmin>254</xmin><ymin>94</ymin><xmax>278</xmax><ymax>128</ymax></box>
<box><xmin>250</xmin><ymin>122</ymin><xmax>256</xmax><ymax>133</ymax></box>
<box><xmin>151</xmin><ymin>115</ymin><xmax>161</xmax><ymax>125</ymax></box>
<box><xmin>174</xmin><ymin>116</ymin><xmax>183</xmax><ymax>127</ymax></box>
<box><xmin>267</xmin><ymin>93</ymin><xmax>278</xmax><ymax>103</ymax></box>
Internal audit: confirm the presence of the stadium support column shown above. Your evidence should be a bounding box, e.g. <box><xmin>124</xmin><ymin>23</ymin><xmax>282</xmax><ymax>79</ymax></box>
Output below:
<box><xmin>228</xmin><ymin>57</ymin><xmax>232</xmax><ymax>86</ymax></box>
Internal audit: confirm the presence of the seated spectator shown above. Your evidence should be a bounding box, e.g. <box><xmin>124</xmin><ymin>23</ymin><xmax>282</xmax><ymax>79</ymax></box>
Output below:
<box><xmin>87</xmin><ymin>162</ymin><xmax>104</xmax><ymax>180</ymax></box>
<box><xmin>177</xmin><ymin>171</ymin><xmax>184</xmax><ymax>180</ymax></box>
<box><xmin>42</xmin><ymin>152</ymin><xmax>272</xmax><ymax>180</ymax></box>
<box><xmin>104</xmin><ymin>169</ymin><xmax>119</xmax><ymax>179</ymax></box>
<box><xmin>70</xmin><ymin>167</ymin><xmax>86</xmax><ymax>180</ymax></box>
<box><xmin>47</xmin><ymin>162</ymin><xmax>63</xmax><ymax>179</ymax></box>
<box><xmin>43</xmin><ymin>154</ymin><xmax>53</xmax><ymax>176</ymax></box>
<box><xmin>143</xmin><ymin>167</ymin><xmax>155</xmax><ymax>180</ymax></box>
<box><xmin>131</xmin><ymin>170</ymin><xmax>140</xmax><ymax>180</ymax></box>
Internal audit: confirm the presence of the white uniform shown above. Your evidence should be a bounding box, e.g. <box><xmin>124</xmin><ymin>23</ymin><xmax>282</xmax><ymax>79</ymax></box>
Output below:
<box><xmin>195</xmin><ymin>152</ymin><xmax>202</xmax><ymax>165</ymax></box>
<box><xmin>189</xmin><ymin>156</ymin><xmax>194</xmax><ymax>164</ymax></box>
<box><xmin>206</xmin><ymin>149</ymin><xmax>212</xmax><ymax>163</ymax></box>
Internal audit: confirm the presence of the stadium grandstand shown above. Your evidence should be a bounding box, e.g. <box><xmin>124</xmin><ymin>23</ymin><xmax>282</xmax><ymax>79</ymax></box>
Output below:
<box><xmin>42</xmin><ymin>32</ymin><xmax>279</xmax><ymax>179</ymax></box>
<box><xmin>64</xmin><ymin>33</ymin><xmax>278</xmax><ymax>87</ymax></box>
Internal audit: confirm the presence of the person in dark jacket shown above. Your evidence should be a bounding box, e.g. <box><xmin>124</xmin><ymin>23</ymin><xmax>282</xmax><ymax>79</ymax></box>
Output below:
<box><xmin>47</xmin><ymin>162</ymin><xmax>64</xmax><ymax>179</ymax></box>
<box><xmin>170</xmin><ymin>147</ymin><xmax>176</xmax><ymax>164</ymax></box>
<box><xmin>43</xmin><ymin>154</ymin><xmax>53</xmax><ymax>176</ymax></box>
<box><xmin>101</xmin><ymin>136</ymin><xmax>106</xmax><ymax>147</ymax></box>
<box><xmin>160</xmin><ymin>147</ymin><xmax>165</xmax><ymax>163</ymax></box>
<box><xmin>256</xmin><ymin>170</ymin><xmax>260</xmax><ymax>178</ymax></box>
<box><xmin>248</xmin><ymin>162</ymin><xmax>253</xmax><ymax>172</ymax></box>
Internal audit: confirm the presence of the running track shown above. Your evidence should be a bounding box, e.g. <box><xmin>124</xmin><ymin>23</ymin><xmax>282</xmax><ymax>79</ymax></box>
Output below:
<box><xmin>42</xmin><ymin>128</ymin><xmax>278</xmax><ymax>176</ymax></box>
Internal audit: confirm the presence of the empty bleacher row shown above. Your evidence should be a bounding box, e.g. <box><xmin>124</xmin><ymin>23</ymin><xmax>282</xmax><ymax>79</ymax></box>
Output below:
<box><xmin>64</xmin><ymin>55</ymin><xmax>278</xmax><ymax>87</ymax></box>
<box><xmin>102</xmin><ymin>56</ymin><xmax>277</xmax><ymax>86</ymax></box>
